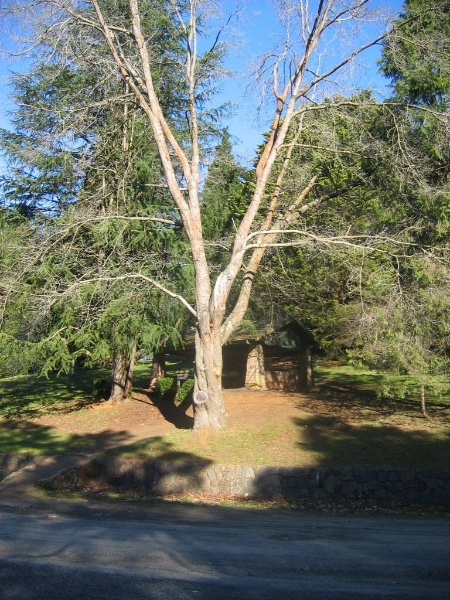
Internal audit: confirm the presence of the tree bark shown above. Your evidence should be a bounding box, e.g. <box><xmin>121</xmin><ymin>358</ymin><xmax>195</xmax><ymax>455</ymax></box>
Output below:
<box><xmin>193</xmin><ymin>327</ymin><xmax>227</xmax><ymax>431</ymax></box>
<box><xmin>303</xmin><ymin>348</ymin><xmax>315</xmax><ymax>390</ymax></box>
<box><xmin>109</xmin><ymin>353</ymin><xmax>128</xmax><ymax>403</ymax></box>
<box><xmin>123</xmin><ymin>344</ymin><xmax>136</xmax><ymax>399</ymax></box>
<box><xmin>109</xmin><ymin>348</ymin><xmax>135</xmax><ymax>404</ymax></box>
<box><xmin>149</xmin><ymin>351</ymin><xmax>166</xmax><ymax>390</ymax></box>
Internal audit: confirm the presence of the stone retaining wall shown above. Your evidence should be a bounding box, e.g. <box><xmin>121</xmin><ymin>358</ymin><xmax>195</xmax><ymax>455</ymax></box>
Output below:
<box><xmin>40</xmin><ymin>457</ymin><xmax>450</xmax><ymax>505</ymax></box>
<box><xmin>0</xmin><ymin>453</ymin><xmax>35</xmax><ymax>481</ymax></box>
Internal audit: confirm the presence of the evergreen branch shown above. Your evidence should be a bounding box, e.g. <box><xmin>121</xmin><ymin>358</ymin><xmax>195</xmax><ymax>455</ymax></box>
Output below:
<box><xmin>243</xmin><ymin>229</ymin><xmax>445</xmax><ymax>259</ymax></box>
<box><xmin>57</xmin><ymin>274</ymin><xmax>197</xmax><ymax>317</ymax></box>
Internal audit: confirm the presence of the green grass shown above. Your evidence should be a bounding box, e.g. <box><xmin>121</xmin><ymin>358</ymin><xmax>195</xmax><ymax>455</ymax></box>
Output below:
<box><xmin>108</xmin><ymin>420</ymin><xmax>312</xmax><ymax>466</ymax></box>
<box><xmin>1</xmin><ymin>362</ymin><xmax>449</xmax><ymax>469</ymax></box>
<box><xmin>106</xmin><ymin>414</ymin><xmax>450</xmax><ymax>470</ymax></box>
<box><xmin>315</xmin><ymin>363</ymin><xmax>450</xmax><ymax>411</ymax></box>
<box><xmin>0</xmin><ymin>420</ymin><xmax>133</xmax><ymax>455</ymax></box>
<box><xmin>0</xmin><ymin>367</ymin><xmax>112</xmax><ymax>420</ymax></box>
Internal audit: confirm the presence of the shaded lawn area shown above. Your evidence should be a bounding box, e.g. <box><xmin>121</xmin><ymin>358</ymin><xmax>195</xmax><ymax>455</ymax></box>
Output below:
<box><xmin>0</xmin><ymin>419</ymin><xmax>134</xmax><ymax>455</ymax></box>
<box><xmin>0</xmin><ymin>363</ymin><xmax>449</xmax><ymax>469</ymax></box>
<box><xmin>2</xmin><ymin>411</ymin><xmax>449</xmax><ymax>470</ymax></box>
<box><xmin>314</xmin><ymin>364</ymin><xmax>450</xmax><ymax>420</ymax></box>
<box><xmin>0</xmin><ymin>368</ymin><xmax>110</xmax><ymax>420</ymax></box>
<box><xmin>0</xmin><ymin>364</ymin><xmax>155</xmax><ymax>420</ymax></box>
<box><xmin>109</xmin><ymin>415</ymin><xmax>450</xmax><ymax>470</ymax></box>
<box><xmin>0</xmin><ymin>366</ymin><xmax>146</xmax><ymax>454</ymax></box>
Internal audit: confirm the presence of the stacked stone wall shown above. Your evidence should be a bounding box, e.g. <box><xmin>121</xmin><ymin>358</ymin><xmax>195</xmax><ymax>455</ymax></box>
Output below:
<box><xmin>39</xmin><ymin>457</ymin><xmax>450</xmax><ymax>506</ymax></box>
<box><xmin>0</xmin><ymin>453</ymin><xmax>35</xmax><ymax>482</ymax></box>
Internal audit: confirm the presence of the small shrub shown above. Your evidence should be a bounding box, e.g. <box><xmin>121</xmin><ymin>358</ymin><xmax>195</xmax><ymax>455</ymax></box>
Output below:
<box><xmin>175</xmin><ymin>378</ymin><xmax>194</xmax><ymax>404</ymax></box>
<box><xmin>92</xmin><ymin>377</ymin><xmax>109</xmax><ymax>400</ymax></box>
<box><xmin>156</xmin><ymin>376</ymin><xmax>176</xmax><ymax>399</ymax></box>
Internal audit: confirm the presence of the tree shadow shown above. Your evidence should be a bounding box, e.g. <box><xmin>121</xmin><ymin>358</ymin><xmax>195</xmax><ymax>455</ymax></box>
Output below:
<box><xmin>0</xmin><ymin>419</ymin><xmax>133</xmax><ymax>456</ymax></box>
<box><xmin>311</xmin><ymin>370</ymin><xmax>450</xmax><ymax>420</ymax></box>
<box><xmin>33</xmin><ymin>435</ymin><xmax>214</xmax><ymax>500</ymax></box>
<box><xmin>291</xmin><ymin>414</ymin><xmax>450</xmax><ymax>469</ymax></box>
<box><xmin>0</xmin><ymin>369</ymin><xmax>110</xmax><ymax>419</ymax></box>
<box><xmin>137</xmin><ymin>389</ymin><xmax>194</xmax><ymax>430</ymax></box>
<box><xmin>251</xmin><ymin>411</ymin><xmax>450</xmax><ymax>503</ymax></box>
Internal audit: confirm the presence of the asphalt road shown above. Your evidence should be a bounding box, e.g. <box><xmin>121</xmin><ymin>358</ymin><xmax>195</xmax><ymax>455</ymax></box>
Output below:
<box><xmin>0</xmin><ymin>500</ymin><xmax>449</xmax><ymax>599</ymax></box>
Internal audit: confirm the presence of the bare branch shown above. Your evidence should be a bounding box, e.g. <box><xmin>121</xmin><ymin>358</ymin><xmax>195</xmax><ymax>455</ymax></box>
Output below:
<box><xmin>56</xmin><ymin>273</ymin><xmax>197</xmax><ymax>317</ymax></box>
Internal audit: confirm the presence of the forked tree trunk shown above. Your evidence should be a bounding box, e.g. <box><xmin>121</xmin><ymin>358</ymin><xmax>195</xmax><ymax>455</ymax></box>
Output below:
<box><xmin>193</xmin><ymin>328</ymin><xmax>227</xmax><ymax>431</ymax></box>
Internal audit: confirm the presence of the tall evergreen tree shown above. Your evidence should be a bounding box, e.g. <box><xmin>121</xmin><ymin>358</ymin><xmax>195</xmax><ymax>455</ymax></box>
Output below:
<box><xmin>201</xmin><ymin>130</ymin><xmax>250</xmax><ymax>241</ymax></box>
<box><xmin>380</xmin><ymin>0</ymin><xmax>450</xmax><ymax>107</ymax></box>
<box><xmin>0</xmin><ymin>2</ymin><xmax>192</xmax><ymax>400</ymax></box>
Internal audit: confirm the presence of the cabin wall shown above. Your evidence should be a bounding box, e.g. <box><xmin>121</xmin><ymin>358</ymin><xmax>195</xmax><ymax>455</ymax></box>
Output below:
<box><xmin>222</xmin><ymin>345</ymin><xmax>314</xmax><ymax>391</ymax></box>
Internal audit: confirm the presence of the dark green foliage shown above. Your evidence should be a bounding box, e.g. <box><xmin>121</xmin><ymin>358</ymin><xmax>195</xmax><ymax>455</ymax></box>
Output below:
<box><xmin>202</xmin><ymin>130</ymin><xmax>252</xmax><ymax>241</ymax></box>
<box><xmin>380</xmin><ymin>0</ymin><xmax>450</xmax><ymax>107</ymax></box>
<box><xmin>175</xmin><ymin>378</ymin><xmax>194</xmax><ymax>404</ymax></box>
<box><xmin>92</xmin><ymin>377</ymin><xmax>109</xmax><ymax>400</ymax></box>
<box><xmin>155</xmin><ymin>376</ymin><xmax>176</xmax><ymax>399</ymax></box>
<box><xmin>154</xmin><ymin>376</ymin><xmax>193</xmax><ymax>404</ymax></box>
<box><xmin>0</xmin><ymin>65</ymin><xmax>84</xmax><ymax>215</ymax></box>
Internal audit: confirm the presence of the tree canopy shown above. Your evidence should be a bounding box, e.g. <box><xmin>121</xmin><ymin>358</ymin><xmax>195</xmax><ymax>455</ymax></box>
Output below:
<box><xmin>0</xmin><ymin>0</ymin><xmax>449</xmax><ymax>429</ymax></box>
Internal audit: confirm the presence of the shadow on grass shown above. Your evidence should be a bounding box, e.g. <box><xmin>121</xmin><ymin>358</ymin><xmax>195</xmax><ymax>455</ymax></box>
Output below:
<box><xmin>313</xmin><ymin>368</ymin><xmax>450</xmax><ymax>419</ymax></box>
<box><xmin>106</xmin><ymin>435</ymin><xmax>201</xmax><ymax>462</ymax></box>
<box><xmin>292</xmin><ymin>413</ymin><xmax>450</xmax><ymax>470</ymax></box>
<box><xmin>0</xmin><ymin>369</ymin><xmax>111</xmax><ymax>420</ymax></box>
<box><xmin>0</xmin><ymin>419</ymin><xmax>133</xmax><ymax>455</ymax></box>
<box><xmin>141</xmin><ymin>390</ymin><xmax>194</xmax><ymax>430</ymax></box>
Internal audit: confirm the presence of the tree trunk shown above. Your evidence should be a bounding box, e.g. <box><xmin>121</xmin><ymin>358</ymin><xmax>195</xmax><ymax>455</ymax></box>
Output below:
<box><xmin>123</xmin><ymin>344</ymin><xmax>136</xmax><ymax>399</ymax></box>
<box><xmin>149</xmin><ymin>351</ymin><xmax>166</xmax><ymax>390</ymax></box>
<box><xmin>109</xmin><ymin>349</ymin><xmax>135</xmax><ymax>404</ymax></box>
<box><xmin>193</xmin><ymin>327</ymin><xmax>227</xmax><ymax>431</ymax></box>
<box><xmin>421</xmin><ymin>384</ymin><xmax>428</xmax><ymax>418</ymax></box>
<box><xmin>109</xmin><ymin>353</ymin><xmax>128</xmax><ymax>403</ymax></box>
<box><xmin>303</xmin><ymin>348</ymin><xmax>315</xmax><ymax>390</ymax></box>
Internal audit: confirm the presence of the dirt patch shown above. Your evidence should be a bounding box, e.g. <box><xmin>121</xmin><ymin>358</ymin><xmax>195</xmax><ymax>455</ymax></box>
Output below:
<box><xmin>33</xmin><ymin>386</ymin><xmax>446</xmax><ymax>443</ymax></box>
<box><xmin>34</xmin><ymin>389</ymin><xmax>306</xmax><ymax>443</ymax></box>
<box><xmin>3</xmin><ymin>384</ymin><xmax>448</xmax><ymax>469</ymax></box>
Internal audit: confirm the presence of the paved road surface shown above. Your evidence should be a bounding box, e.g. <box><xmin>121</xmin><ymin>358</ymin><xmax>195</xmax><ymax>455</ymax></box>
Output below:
<box><xmin>0</xmin><ymin>498</ymin><xmax>449</xmax><ymax>599</ymax></box>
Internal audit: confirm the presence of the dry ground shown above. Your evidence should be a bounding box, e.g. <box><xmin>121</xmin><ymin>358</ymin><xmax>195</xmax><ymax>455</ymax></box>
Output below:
<box><xmin>29</xmin><ymin>386</ymin><xmax>449</xmax><ymax>469</ymax></box>
<box><xmin>34</xmin><ymin>386</ymin><xmax>447</xmax><ymax>440</ymax></box>
<box><xmin>35</xmin><ymin>389</ymin><xmax>301</xmax><ymax>442</ymax></box>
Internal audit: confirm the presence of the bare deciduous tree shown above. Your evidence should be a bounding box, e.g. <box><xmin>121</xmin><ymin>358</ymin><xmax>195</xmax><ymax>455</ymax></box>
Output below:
<box><xmin>2</xmin><ymin>1</ymin><xmax>401</xmax><ymax>429</ymax></box>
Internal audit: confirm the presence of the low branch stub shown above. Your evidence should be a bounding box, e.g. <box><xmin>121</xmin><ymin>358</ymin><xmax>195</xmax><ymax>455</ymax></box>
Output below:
<box><xmin>194</xmin><ymin>391</ymin><xmax>208</xmax><ymax>405</ymax></box>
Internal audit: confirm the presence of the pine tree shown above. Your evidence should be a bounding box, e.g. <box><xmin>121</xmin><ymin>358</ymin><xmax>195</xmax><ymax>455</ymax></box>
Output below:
<box><xmin>0</xmin><ymin>2</ymin><xmax>192</xmax><ymax>400</ymax></box>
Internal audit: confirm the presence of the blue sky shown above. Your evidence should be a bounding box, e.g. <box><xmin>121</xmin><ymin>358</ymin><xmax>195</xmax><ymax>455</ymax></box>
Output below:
<box><xmin>0</xmin><ymin>0</ymin><xmax>405</xmax><ymax>171</ymax></box>
<box><xmin>216</xmin><ymin>0</ymin><xmax>405</xmax><ymax>162</ymax></box>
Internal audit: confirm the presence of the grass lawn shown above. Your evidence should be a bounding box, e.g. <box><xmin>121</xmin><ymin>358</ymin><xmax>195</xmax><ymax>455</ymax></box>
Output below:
<box><xmin>0</xmin><ymin>360</ymin><xmax>184</xmax><ymax>420</ymax></box>
<box><xmin>0</xmin><ymin>362</ymin><xmax>449</xmax><ymax>469</ymax></box>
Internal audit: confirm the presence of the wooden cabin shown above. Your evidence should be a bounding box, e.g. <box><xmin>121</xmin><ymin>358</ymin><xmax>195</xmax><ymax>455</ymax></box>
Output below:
<box><xmin>164</xmin><ymin>320</ymin><xmax>315</xmax><ymax>392</ymax></box>
<box><xmin>222</xmin><ymin>321</ymin><xmax>315</xmax><ymax>391</ymax></box>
